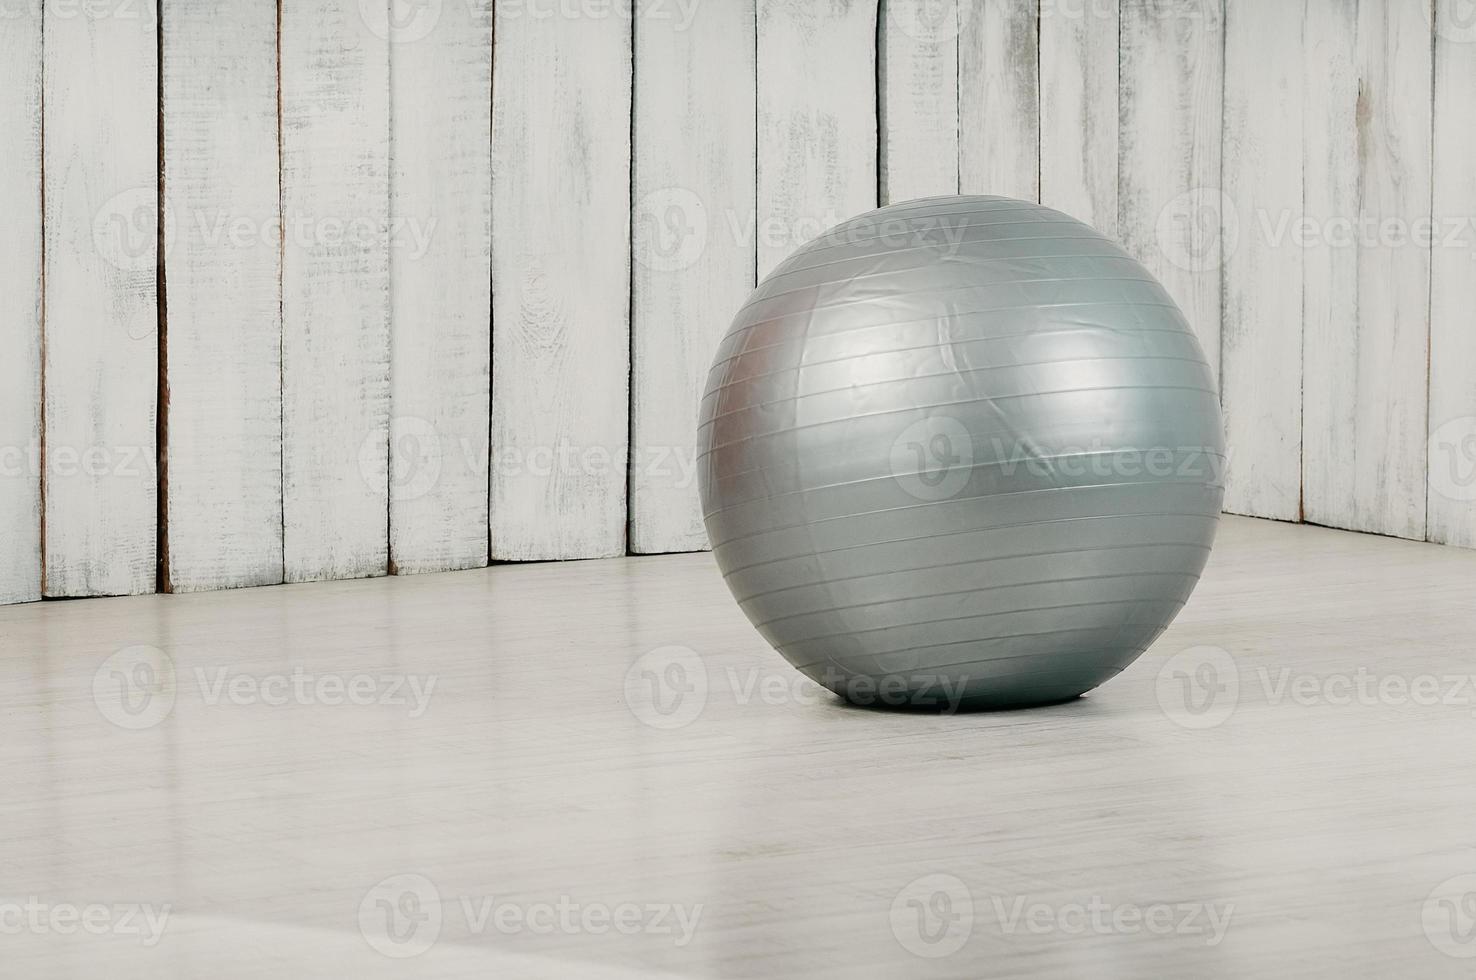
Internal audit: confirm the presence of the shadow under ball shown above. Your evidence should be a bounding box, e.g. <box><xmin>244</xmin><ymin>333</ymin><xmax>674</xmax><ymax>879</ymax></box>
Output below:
<box><xmin>697</xmin><ymin>196</ymin><xmax>1226</xmax><ymax>710</ymax></box>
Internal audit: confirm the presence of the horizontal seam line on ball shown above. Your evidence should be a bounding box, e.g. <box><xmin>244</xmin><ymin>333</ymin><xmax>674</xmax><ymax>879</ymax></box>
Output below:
<box><xmin>698</xmin><ymin>355</ymin><xmax>1216</xmax><ymax>422</ymax></box>
<box><xmin>704</xmin><ymin>449</ymin><xmax>1229</xmax><ymax>512</ymax></box>
<box><xmin>712</xmin><ymin>304</ymin><xmax>1189</xmax><ymax>367</ymax></box>
<box><xmin>790</xmin><ymin>646</ymin><xmax>1150</xmax><ymax>676</ymax></box>
<box><xmin>714</xmin><ymin>512</ymin><xmax>1222</xmax><ymax>577</ymax></box>
<box><xmin>706</xmin><ymin>338</ymin><xmax>1209</xmax><ymax>395</ymax></box>
<box><xmin>706</xmin><ymin>342</ymin><xmax>1210</xmax><ymax>400</ymax></box>
<box><xmin>729</xmin><ymin>274</ymin><xmax>1168</xmax><ymax>330</ymax></box>
<box><xmin>730</xmin><ymin>541</ymin><xmax>1214</xmax><ymax>604</ymax></box>
<box><xmin>750</xmin><ymin>570</ymin><xmax>1204</xmax><ymax>630</ymax></box>
<box><xmin>705</xmin><ymin>479</ymin><xmax>1228</xmax><ymax>549</ymax></box>
<box><xmin>750</xmin><ymin>254</ymin><xmax>1146</xmax><ymax>313</ymax></box>
<box><xmin>748</xmin><ymin>242</ymin><xmax>1132</xmax><ymax>304</ymax></box>
<box><xmin>779</xmin><ymin>598</ymin><xmax>1188</xmax><ymax>653</ymax></box>
<box><xmin>755</xmin><ymin>241</ymin><xmax>1120</xmax><ymax>292</ymax></box>
<box><xmin>707</xmin><ymin>315</ymin><xmax>1193</xmax><ymax>375</ymax></box>
<box><xmin>696</xmin><ymin>385</ymin><xmax>1224</xmax><ymax>450</ymax></box>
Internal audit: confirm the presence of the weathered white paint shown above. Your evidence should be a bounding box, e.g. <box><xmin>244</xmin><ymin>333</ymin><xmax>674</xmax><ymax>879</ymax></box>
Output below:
<box><xmin>388</xmin><ymin>0</ymin><xmax>492</xmax><ymax>574</ymax></box>
<box><xmin>1118</xmin><ymin>0</ymin><xmax>1224</xmax><ymax>381</ymax></box>
<box><xmin>1300</xmin><ymin>0</ymin><xmax>1359</xmax><ymax>540</ymax></box>
<box><xmin>1220</xmin><ymin>0</ymin><xmax>1304</xmax><ymax>522</ymax></box>
<box><xmin>491</xmin><ymin>9</ymin><xmax>632</xmax><ymax>559</ymax></box>
<box><xmin>42</xmin><ymin>0</ymin><xmax>158</xmax><ymax>596</ymax></box>
<box><xmin>630</xmin><ymin>0</ymin><xmax>756</xmax><ymax>554</ymax></box>
<box><xmin>1302</xmin><ymin>0</ymin><xmax>1430</xmax><ymax>540</ymax></box>
<box><xmin>756</xmin><ymin>0</ymin><xmax>879</xmax><ymax>278</ymax></box>
<box><xmin>1428</xmin><ymin>0</ymin><xmax>1476</xmax><ymax>549</ymax></box>
<box><xmin>8</xmin><ymin>0</ymin><xmax>1476</xmax><ymax>610</ymax></box>
<box><xmin>162</xmin><ymin>0</ymin><xmax>283</xmax><ymax>592</ymax></box>
<box><xmin>280</xmin><ymin>0</ymin><xmax>391</xmax><ymax>582</ymax></box>
<box><xmin>879</xmin><ymin>0</ymin><xmax>960</xmax><ymax>203</ymax></box>
<box><xmin>959</xmin><ymin>0</ymin><xmax>1038</xmax><ymax>200</ymax></box>
<box><xmin>1039</xmin><ymin>0</ymin><xmax>1117</xmax><ymax>234</ymax></box>
<box><xmin>0</xmin><ymin>5</ymin><xmax>43</xmax><ymax>603</ymax></box>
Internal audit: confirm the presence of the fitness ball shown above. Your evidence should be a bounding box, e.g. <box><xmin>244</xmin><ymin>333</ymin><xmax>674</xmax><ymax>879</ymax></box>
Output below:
<box><xmin>696</xmin><ymin>196</ymin><xmax>1225</xmax><ymax>710</ymax></box>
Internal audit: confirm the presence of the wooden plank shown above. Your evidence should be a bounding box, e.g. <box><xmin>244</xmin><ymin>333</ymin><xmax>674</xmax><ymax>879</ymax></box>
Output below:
<box><xmin>0</xmin><ymin>7</ymin><xmax>43</xmax><ymax>604</ymax></box>
<box><xmin>388</xmin><ymin>0</ymin><xmax>492</xmax><ymax>574</ymax></box>
<box><xmin>756</xmin><ymin>0</ymin><xmax>879</xmax><ymax>278</ymax></box>
<box><xmin>1300</xmin><ymin>0</ymin><xmax>1359</xmax><ymax>537</ymax></box>
<box><xmin>1118</xmin><ymin>0</ymin><xmax>1224</xmax><ymax>381</ymax></box>
<box><xmin>280</xmin><ymin>0</ymin><xmax>391</xmax><ymax>582</ymax></box>
<box><xmin>491</xmin><ymin>9</ymin><xmax>632</xmax><ymax>559</ymax></box>
<box><xmin>1219</xmin><ymin>0</ymin><xmax>1304</xmax><ymax>522</ymax></box>
<box><xmin>1428</xmin><ymin>0</ymin><xmax>1476</xmax><ymax>548</ymax></box>
<box><xmin>1038</xmin><ymin>0</ymin><xmax>1117</xmax><ymax>234</ymax></box>
<box><xmin>878</xmin><ymin>0</ymin><xmax>960</xmax><ymax>203</ymax></box>
<box><xmin>958</xmin><ymin>0</ymin><xmax>1038</xmax><ymax>200</ymax></box>
<box><xmin>1302</xmin><ymin>0</ymin><xmax>1430</xmax><ymax>539</ymax></box>
<box><xmin>630</xmin><ymin>1</ymin><xmax>755</xmax><ymax>554</ymax></box>
<box><xmin>162</xmin><ymin>0</ymin><xmax>283</xmax><ymax>592</ymax></box>
<box><xmin>42</xmin><ymin>0</ymin><xmax>158</xmax><ymax>596</ymax></box>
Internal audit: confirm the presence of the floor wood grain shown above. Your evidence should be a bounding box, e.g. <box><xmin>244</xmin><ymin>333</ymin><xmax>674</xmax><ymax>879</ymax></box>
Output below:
<box><xmin>3</xmin><ymin>515</ymin><xmax>1475</xmax><ymax>977</ymax></box>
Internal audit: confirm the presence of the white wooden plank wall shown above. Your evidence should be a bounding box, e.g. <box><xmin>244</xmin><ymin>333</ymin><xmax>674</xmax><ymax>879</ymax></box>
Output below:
<box><xmin>1038</xmin><ymin>0</ymin><xmax>1118</xmax><ymax>235</ymax></box>
<box><xmin>1220</xmin><ymin>0</ymin><xmax>1304</xmax><ymax>522</ymax></box>
<box><xmin>631</xmin><ymin>0</ymin><xmax>756</xmax><ymax>554</ymax></box>
<box><xmin>490</xmin><ymin>8</ymin><xmax>632</xmax><ymax>559</ymax></box>
<box><xmin>1301</xmin><ymin>0</ymin><xmax>1431</xmax><ymax>540</ymax></box>
<box><xmin>1427</xmin><ymin>0</ymin><xmax>1476</xmax><ymax>548</ymax></box>
<box><xmin>162</xmin><ymin>0</ymin><xmax>283</xmax><ymax>592</ymax></box>
<box><xmin>959</xmin><ymin>0</ymin><xmax>1038</xmax><ymax>200</ymax></box>
<box><xmin>756</xmin><ymin>0</ymin><xmax>880</xmax><ymax>279</ymax></box>
<box><xmin>879</xmin><ymin>0</ymin><xmax>961</xmax><ymax>203</ymax></box>
<box><xmin>1118</xmin><ymin>0</ymin><xmax>1224</xmax><ymax>383</ymax></box>
<box><xmin>1300</xmin><ymin>0</ymin><xmax>1360</xmax><ymax>539</ymax></box>
<box><xmin>42</xmin><ymin>0</ymin><xmax>158</xmax><ymax>597</ymax></box>
<box><xmin>280</xmin><ymin>0</ymin><xmax>391</xmax><ymax>582</ymax></box>
<box><xmin>387</xmin><ymin>0</ymin><xmax>493</xmax><ymax>574</ymax></box>
<box><xmin>0</xmin><ymin>6</ymin><xmax>43</xmax><ymax>604</ymax></box>
<box><xmin>6</xmin><ymin>0</ymin><xmax>1476</xmax><ymax>610</ymax></box>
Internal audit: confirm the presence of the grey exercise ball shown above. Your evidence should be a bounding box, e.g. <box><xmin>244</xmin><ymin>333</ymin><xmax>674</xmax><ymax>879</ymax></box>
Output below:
<box><xmin>697</xmin><ymin>196</ymin><xmax>1225</xmax><ymax>710</ymax></box>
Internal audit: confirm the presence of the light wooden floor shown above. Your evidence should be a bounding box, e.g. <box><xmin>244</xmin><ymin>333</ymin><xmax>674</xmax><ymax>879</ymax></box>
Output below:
<box><xmin>5</xmin><ymin>516</ymin><xmax>1476</xmax><ymax>977</ymax></box>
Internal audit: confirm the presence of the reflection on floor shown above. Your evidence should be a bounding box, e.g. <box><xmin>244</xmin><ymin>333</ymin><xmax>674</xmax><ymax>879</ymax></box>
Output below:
<box><xmin>4</xmin><ymin>516</ymin><xmax>1476</xmax><ymax>978</ymax></box>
